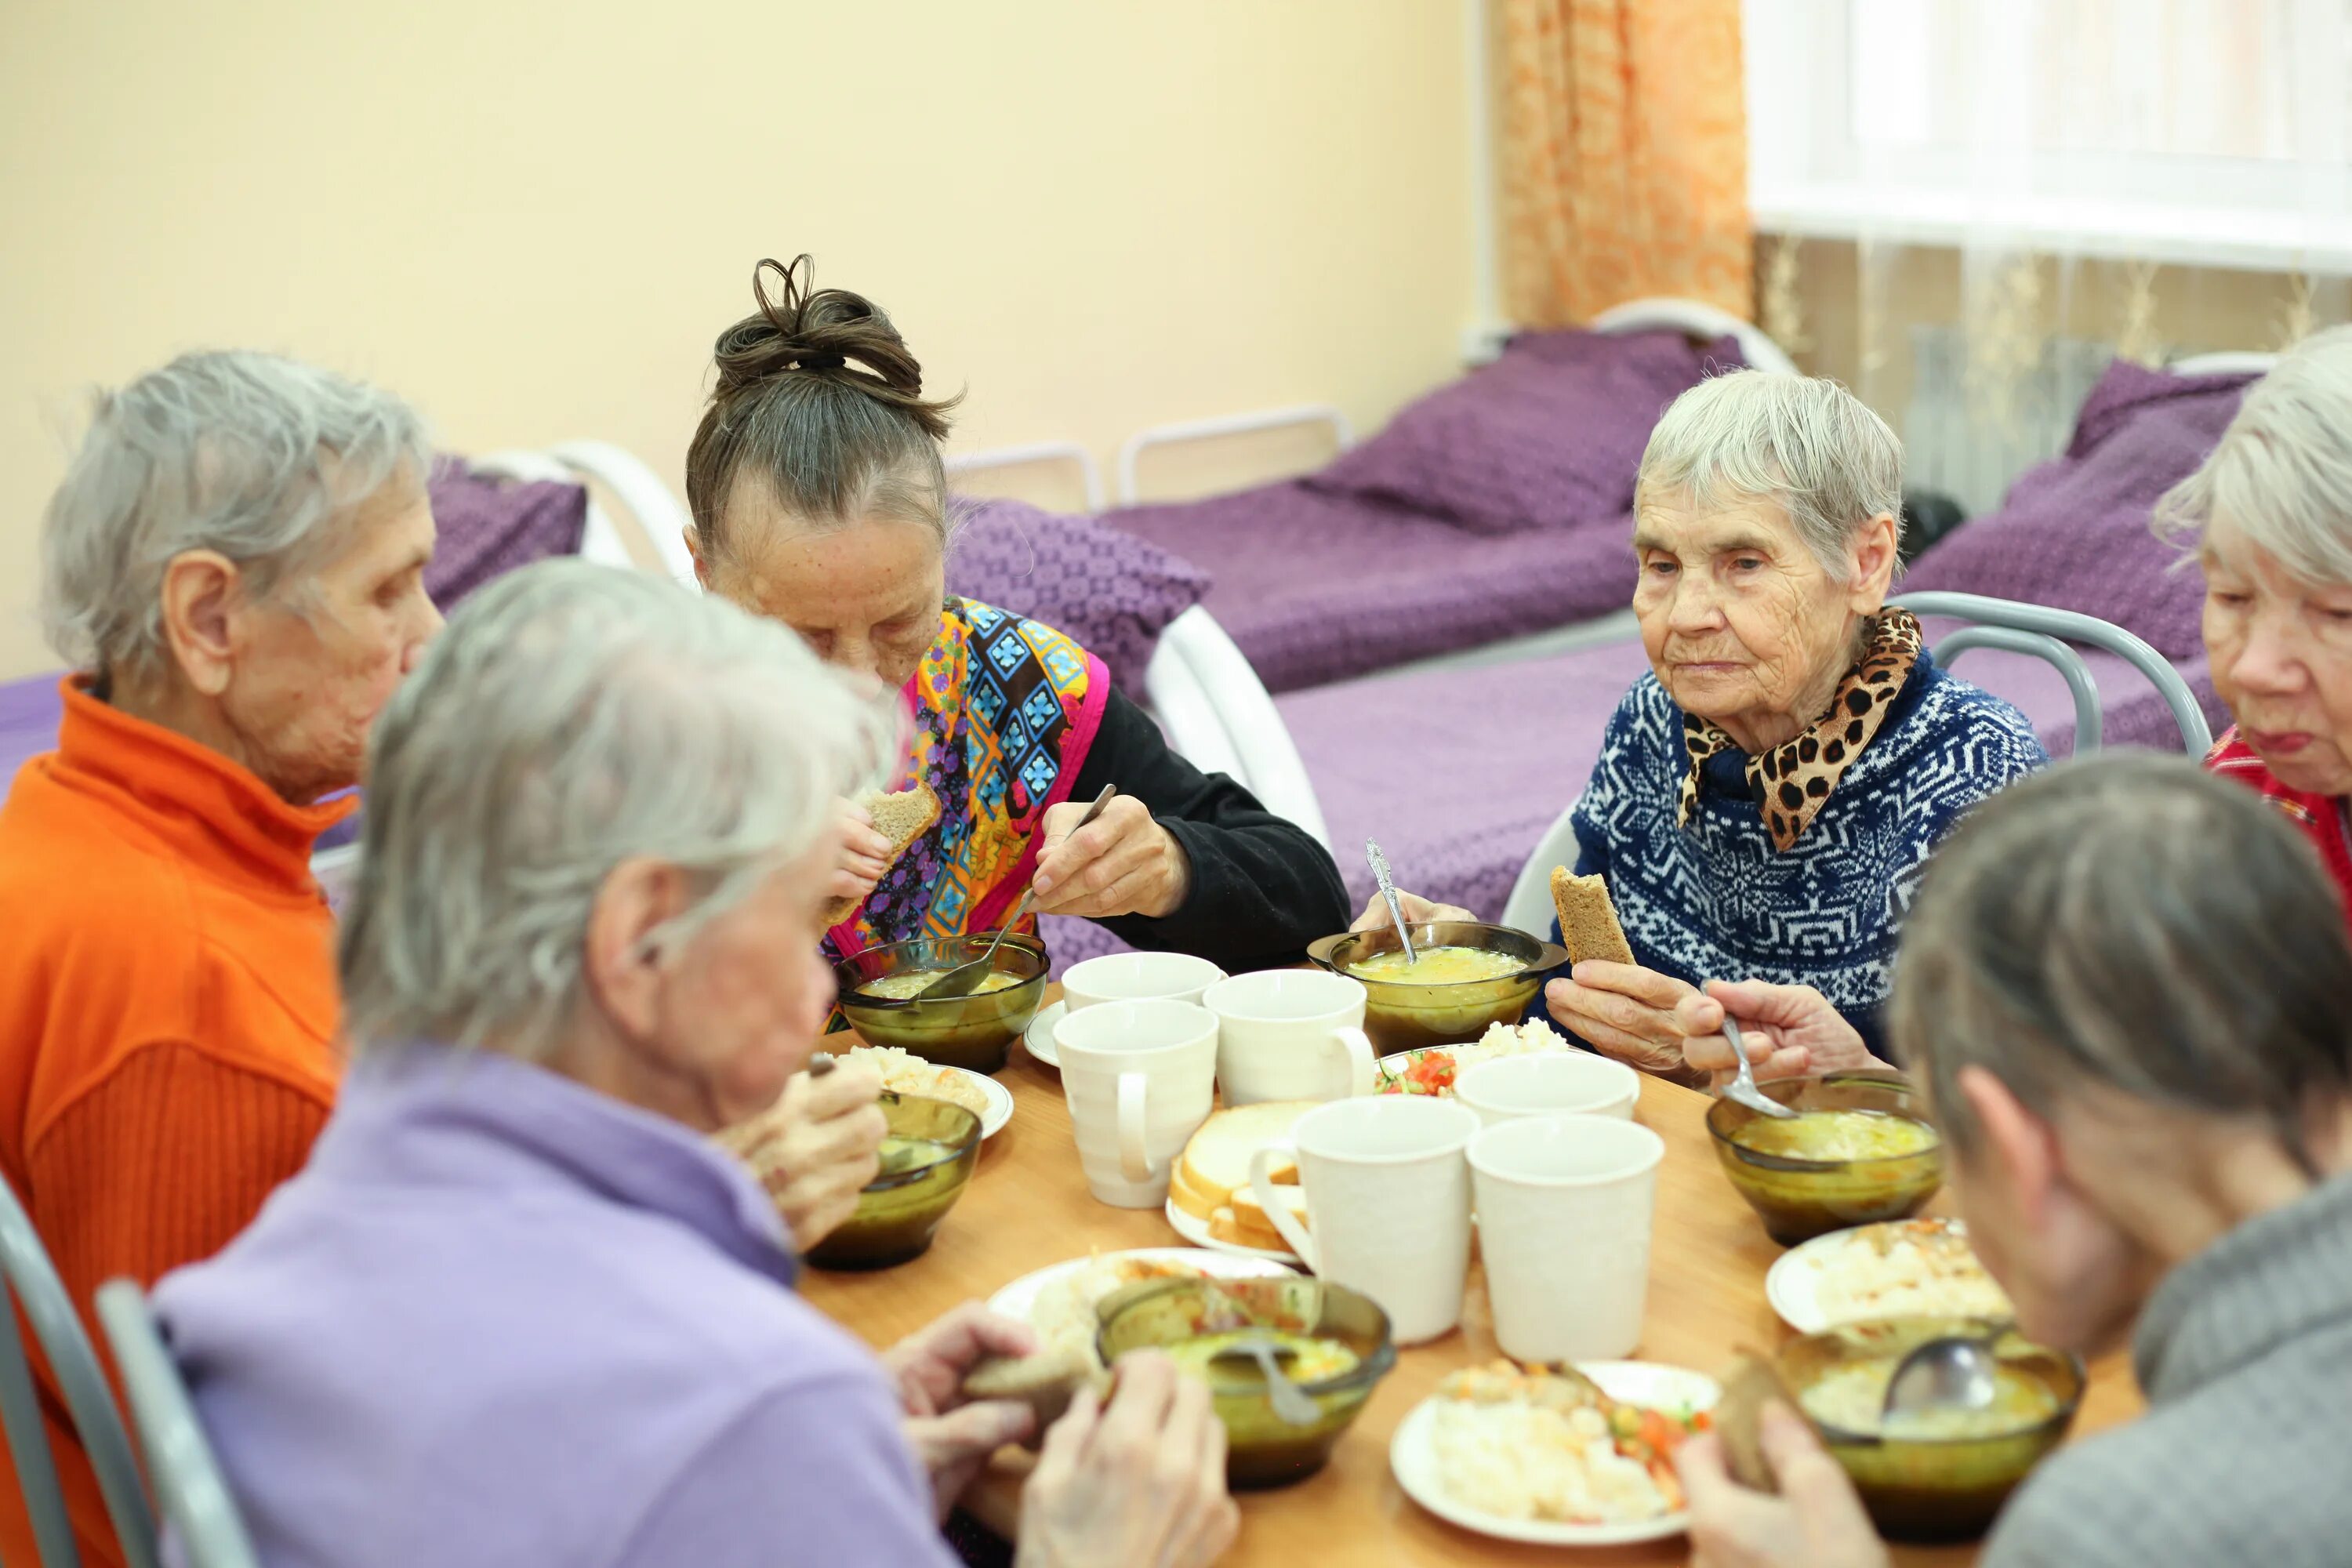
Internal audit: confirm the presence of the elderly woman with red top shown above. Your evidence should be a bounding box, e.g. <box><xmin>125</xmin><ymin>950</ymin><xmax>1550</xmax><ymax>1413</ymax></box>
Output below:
<box><xmin>2163</xmin><ymin>325</ymin><xmax>2352</xmax><ymax>913</ymax></box>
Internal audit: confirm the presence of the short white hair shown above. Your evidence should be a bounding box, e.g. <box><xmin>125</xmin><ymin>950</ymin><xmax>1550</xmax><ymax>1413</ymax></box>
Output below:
<box><xmin>40</xmin><ymin>350</ymin><xmax>432</xmax><ymax>684</ymax></box>
<box><xmin>1635</xmin><ymin>370</ymin><xmax>1905</xmax><ymax>571</ymax></box>
<box><xmin>337</xmin><ymin>559</ymin><xmax>899</xmax><ymax>1061</ymax></box>
<box><xmin>2155</xmin><ymin>325</ymin><xmax>2352</xmax><ymax>586</ymax></box>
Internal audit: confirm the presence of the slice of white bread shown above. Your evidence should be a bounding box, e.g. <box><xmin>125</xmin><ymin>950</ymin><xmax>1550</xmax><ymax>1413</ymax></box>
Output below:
<box><xmin>1175</xmin><ymin>1101</ymin><xmax>1314</xmax><ymax>1209</ymax></box>
<box><xmin>1168</xmin><ymin>1160</ymin><xmax>1222</xmax><ymax>1224</ymax></box>
<box><xmin>1231</xmin><ymin>1180</ymin><xmax>1308</xmax><ymax>1236</ymax></box>
<box><xmin>1550</xmin><ymin>866</ymin><xmax>1635</xmax><ymax>967</ymax></box>
<box><xmin>822</xmin><ymin>784</ymin><xmax>942</xmax><ymax>927</ymax></box>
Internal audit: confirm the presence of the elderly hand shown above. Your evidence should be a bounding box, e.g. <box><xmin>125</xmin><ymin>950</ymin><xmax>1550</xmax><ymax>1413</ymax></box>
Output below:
<box><xmin>885</xmin><ymin>1302</ymin><xmax>1043</xmax><ymax>1519</ymax></box>
<box><xmin>1032</xmin><ymin>795</ymin><xmax>1192</xmax><ymax>921</ymax></box>
<box><xmin>1018</xmin><ymin>1352</ymin><xmax>1239</xmax><ymax>1568</ymax></box>
<box><xmin>1544</xmin><ymin>961</ymin><xmax>1703</xmax><ymax>1079</ymax></box>
<box><xmin>730</xmin><ymin>1058</ymin><xmax>887</xmax><ymax>1250</ymax></box>
<box><xmin>1679</xmin><ymin>1404</ymin><xmax>1890</xmax><ymax>1568</ymax></box>
<box><xmin>828</xmin><ymin>797</ymin><xmax>896</xmax><ymax>912</ymax></box>
<box><xmin>1349</xmin><ymin>889</ymin><xmax>1475</xmax><ymax>932</ymax></box>
<box><xmin>1676</xmin><ymin>981</ymin><xmax>1883</xmax><ymax>1088</ymax></box>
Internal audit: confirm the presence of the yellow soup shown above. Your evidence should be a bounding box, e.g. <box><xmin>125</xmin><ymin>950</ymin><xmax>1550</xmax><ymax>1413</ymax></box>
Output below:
<box><xmin>859</xmin><ymin>968</ymin><xmax>1021</xmax><ymax>1000</ymax></box>
<box><xmin>1166</xmin><ymin>1330</ymin><xmax>1361</xmax><ymax>1391</ymax></box>
<box><xmin>1733</xmin><ymin>1109</ymin><xmax>1938</xmax><ymax>1163</ymax></box>
<box><xmin>1348</xmin><ymin>946</ymin><xmax>1524</xmax><ymax>985</ymax></box>
<box><xmin>872</xmin><ymin>1135</ymin><xmax>960</xmax><ymax>1181</ymax></box>
<box><xmin>1799</xmin><ymin>1357</ymin><xmax>2060</xmax><ymax>1440</ymax></box>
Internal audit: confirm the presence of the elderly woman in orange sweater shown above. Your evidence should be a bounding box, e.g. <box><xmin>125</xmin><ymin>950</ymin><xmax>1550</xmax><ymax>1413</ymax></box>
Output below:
<box><xmin>0</xmin><ymin>353</ymin><xmax>884</xmax><ymax>1568</ymax></box>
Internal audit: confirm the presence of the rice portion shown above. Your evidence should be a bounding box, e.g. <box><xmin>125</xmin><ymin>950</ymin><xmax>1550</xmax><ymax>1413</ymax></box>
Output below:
<box><xmin>1430</xmin><ymin>1399</ymin><xmax>1669</xmax><ymax>1523</ymax></box>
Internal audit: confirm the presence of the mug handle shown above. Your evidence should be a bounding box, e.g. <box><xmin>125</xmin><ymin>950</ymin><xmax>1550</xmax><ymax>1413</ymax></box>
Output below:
<box><xmin>1331</xmin><ymin>1025</ymin><xmax>1376</xmax><ymax>1098</ymax></box>
<box><xmin>1247</xmin><ymin>1139</ymin><xmax>1316</xmax><ymax>1269</ymax></box>
<box><xmin>1117</xmin><ymin>1071</ymin><xmax>1152</xmax><ymax>1182</ymax></box>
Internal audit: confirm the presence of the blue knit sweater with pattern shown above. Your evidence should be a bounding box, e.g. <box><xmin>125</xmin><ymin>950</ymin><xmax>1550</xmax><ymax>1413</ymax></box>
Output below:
<box><xmin>1538</xmin><ymin>650</ymin><xmax>2047</xmax><ymax>1060</ymax></box>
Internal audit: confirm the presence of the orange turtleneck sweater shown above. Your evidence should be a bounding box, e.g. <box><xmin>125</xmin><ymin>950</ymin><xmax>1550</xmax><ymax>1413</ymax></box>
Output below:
<box><xmin>0</xmin><ymin>678</ymin><xmax>354</xmax><ymax>1568</ymax></box>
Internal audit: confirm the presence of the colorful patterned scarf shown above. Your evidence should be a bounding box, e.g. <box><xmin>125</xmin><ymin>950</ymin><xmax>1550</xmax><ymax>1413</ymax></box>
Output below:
<box><xmin>1677</xmin><ymin>608</ymin><xmax>1926</xmax><ymax>851</ymax></box>
<box><xmin>826</xmin><ymin>597</ymin><xmax>1109</xmax><ymax>961</ymax></box>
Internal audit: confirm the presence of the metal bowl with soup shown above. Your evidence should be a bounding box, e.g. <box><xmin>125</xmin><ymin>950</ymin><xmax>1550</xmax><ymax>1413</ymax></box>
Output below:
<box><xmin>1305</xmin><ymin>921</ymin><xmax>1567</xmax><ymax>1054</ymax></box>
<box><xmin>833</xmin><ymin>935</ymin><xmax>1048</xmax><ymax>1074</ymax></box>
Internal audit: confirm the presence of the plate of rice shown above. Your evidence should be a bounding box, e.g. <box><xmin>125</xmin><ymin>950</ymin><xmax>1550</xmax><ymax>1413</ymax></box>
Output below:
<box><xmin>833</xmin><ymin>1045</ymin><xmax>1014</xmax><ymax>1139</ymax></box>
<box><xmin>1766</xmin><ymin>1217</ymin><xmax>2013</xmax><ymax>1334</ymax></box>
<box><xmin>987</xmin><ymin>1249</ymin><xmax>1294</xmax><ymax>1360</ymax></box>
<box><xmin>1374</xmin><ymin>1018</ymin><xmax>1570</xmax><ymax>1097</ymax></box>
<box><xmin>1391</xmin><ymin>1359</ymin><xmax>1718</xmax><ymax>1545</ymax></box>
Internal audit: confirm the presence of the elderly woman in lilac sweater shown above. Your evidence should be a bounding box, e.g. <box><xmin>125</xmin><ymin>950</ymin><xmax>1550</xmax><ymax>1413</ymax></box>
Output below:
<box><xmin>154</xmin><ymin>561</ymin><xmax>1236</xmax><ymax>1568</ymax></box>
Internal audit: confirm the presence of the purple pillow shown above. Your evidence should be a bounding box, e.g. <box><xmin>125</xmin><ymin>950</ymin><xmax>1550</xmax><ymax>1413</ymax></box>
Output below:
<box><xmin>1904</xmin><ymin>359</ymin><xmax>2258</xmax><ymax>659</ymax></box>
<box><xmin>1303</xmin><ymin>329</ymin><xmax>1741</xmax><ymax>535</ymax></box>
<box><xmin>946</xmin><ymin>496</ymin><xmax>1212</xmax><ymax>696</ymax></box>
<box><xmin>424</xmin><ymin>457</ymin><xmax>590</xmax><ymax>610</ymax></box>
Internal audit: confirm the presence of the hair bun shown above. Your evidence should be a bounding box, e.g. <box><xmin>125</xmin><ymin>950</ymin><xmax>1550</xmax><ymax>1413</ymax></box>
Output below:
<box><xmin>709</xmin><ymin>256</ymin><xmax>936</xmax><ymax>429</ymax></box>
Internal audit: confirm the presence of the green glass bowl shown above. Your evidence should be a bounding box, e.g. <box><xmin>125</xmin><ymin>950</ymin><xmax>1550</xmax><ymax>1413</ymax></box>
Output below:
<box><xmin>1305</xmin><ymin>921</ymin><xmax>1567</xmax><ymax>1054</ymax></box>
<box><xmin>1780</xmin><ymin>1316</ymin><xmax>2085</xmax><ymax>1541</ymax></box>
<box><xmin>834</xmin><ymin>935</ymin><xmax>1048</xmax><ymax>1074</ymax></box>
<box><xmin>802</xmin><ymin>1091</ymin><xmax>982</xmax><ymax>1272</ymax></box>
<box><xmin>1706</xmin><ymin>1070</ymin><xmax>1945</xmax><ymax>1246</ymax></box>
<box><xmin>1095</xmin><ymin>1275</ymin><xmax>1396</xmax><ymax>1490</ymax></box>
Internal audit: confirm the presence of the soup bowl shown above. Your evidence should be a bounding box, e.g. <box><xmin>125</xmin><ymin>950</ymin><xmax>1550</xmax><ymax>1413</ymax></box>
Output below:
<box><xmin>801</xmin><ymin>1092</ymin><xmax>982</xmax><ymax>1271</ymax></box>
<box><xmin>1706</xmin><ymin>1071</ymin><xmax>1945</xmax><ymax>1246</ymax></box>
<box><xmin>1305</xmin><ymin>921</ymin><xmax>1566</xmax><ymax>1054</ymax></box>
<box><xmin>834</xmin><ymin>934</ymin><xmax>1048</xmax><ymax>1073</ymax></box>
<box><xmin>1778</xmin><ymin>1316</ymin><xmax>2085</xmax><ymax>1541</ymax></box>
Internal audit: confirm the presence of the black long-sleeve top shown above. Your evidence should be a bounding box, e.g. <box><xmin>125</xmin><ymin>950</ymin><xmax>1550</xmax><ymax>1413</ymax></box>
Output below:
<box><xmin>1066</xmin><ymin>689</ymin><xmax>1348</xmax><ymax>971</ymax></box>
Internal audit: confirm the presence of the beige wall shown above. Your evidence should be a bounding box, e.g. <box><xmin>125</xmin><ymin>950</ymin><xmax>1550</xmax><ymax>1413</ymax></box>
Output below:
<box><xmin>0</xmin><ymin>1</ymin><xmax>1477</xmax><ymax>679</ymax></box>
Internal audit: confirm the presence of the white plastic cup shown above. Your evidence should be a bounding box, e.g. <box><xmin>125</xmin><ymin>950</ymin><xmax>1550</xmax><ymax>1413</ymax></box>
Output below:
<box><xmin>1469</xmin><ymin>1113</ymin><xmax>1665</xmax><ymax>1362</ymax></box>
<box><xmin>1202</xmin><ymin>970</ymin><xmax>1376</xmax><ymax>1105</ymax></box>
<box><xmin>1060</xmin><ymin>952</ymin><xmax>1227</xmax><ymax>1015</ymax></box>
<box><xmin>1055</xmin><ymin>1000</ymin><xmax>1219</xmax><ymax>1208</ymax></box>
<box><xmin>1246</xmin><ymin>1094</ymin><xmax>1479</xmax><ymax>1344</ymax></box>
<box><xmin>1454</xmin><ymin>1051</ymin><xmax>1641</xmax><ymax>1128</ymax></box>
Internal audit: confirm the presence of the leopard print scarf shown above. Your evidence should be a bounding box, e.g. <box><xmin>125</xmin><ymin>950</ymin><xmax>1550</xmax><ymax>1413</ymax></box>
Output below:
<box><xmin>1676</xmin><ymin>608</ymin><xmax>1926</xmax><ymax>851</ymax></box>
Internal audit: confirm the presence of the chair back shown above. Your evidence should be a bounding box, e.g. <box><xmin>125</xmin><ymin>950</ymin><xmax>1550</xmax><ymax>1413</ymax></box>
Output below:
<box><xmin>0</xmin><ymin>1181</ymin><xmax>158</xmax><ymax>1568</ymax></box>
<box><xmin>93</xmin><ymin>1284</ymin><xmax>257</xmax><ymax>1568</ymax></box>
<box><xmin>1893</xmin><ymin>590</ymin><xmax>2212</xmax><ymax>754</ymax></box>
<box><xmin>1502</xmin><ymin>802</ymin><xmax>1583</xmax><ymax>939</ymax></box>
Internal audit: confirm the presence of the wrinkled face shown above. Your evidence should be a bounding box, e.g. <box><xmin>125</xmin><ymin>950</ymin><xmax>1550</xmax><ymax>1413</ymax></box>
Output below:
<box><xmin>1632</xmin><ymin>492</ymin><xmax>1867</xmax><ymax>742</ymax></box>
<box><xmin>2202</xmin><ymin>522</ymin><xmax>2352</xmax><ymax>796</ymax></box>
<box><xmin>225</xmin><ymin>485</ymin><xmax>441</xmax><ymax>802</ymax></box>
<box><xmin>695</xmin><ymin>488</ymin><xmax>945</xmax><ymax>693</ymax></box>
<box><xmin>644</xmin><ymin>839</ymin><xmax>841</xmax><ymax>1131</ymax></box>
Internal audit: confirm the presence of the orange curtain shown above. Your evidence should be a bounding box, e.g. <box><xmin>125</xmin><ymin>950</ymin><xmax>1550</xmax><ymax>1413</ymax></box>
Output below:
<box><xmin>1500</xmin><ymin>0</ymin><xmax>1751</xmax><ymax>327</ymax></box>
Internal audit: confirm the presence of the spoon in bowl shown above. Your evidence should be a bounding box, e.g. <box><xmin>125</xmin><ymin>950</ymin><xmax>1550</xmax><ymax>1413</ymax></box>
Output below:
<box><xmin>1718</xmin><ymin>1011</ymin><xmax>1797</xmax><ymax>1121</ymax></box>
<box><xmin>1363</xmin><ymin>839</ymin><xmax>1418</xmax><ymax>965</ymax></box>
<box><xmin>1208</xmin><ymin>1335</ymin><xmax>1322</xmax><ymax>1427</ymax></box>
<box><xmin>1881</xmin><ymin>1319</ymin><xmax>2014</xmax><ymax>1424</ymax></box>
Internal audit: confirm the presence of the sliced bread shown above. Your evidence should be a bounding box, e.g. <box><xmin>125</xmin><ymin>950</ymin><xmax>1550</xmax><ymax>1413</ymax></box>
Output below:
<box><xmin>1175</xmin><ymin>1101</ymin><xmax>1314</xmax><ymax>1208</ymax></box>
<box><xmin>822</xmin><ymin>783</ymin><xmax>943</xmax><ymax>927</ymax></box>
<box><xmin>1550</xmin><ymin>866</ymin><xmax>1635</xmax><ymax>967</ymax></box>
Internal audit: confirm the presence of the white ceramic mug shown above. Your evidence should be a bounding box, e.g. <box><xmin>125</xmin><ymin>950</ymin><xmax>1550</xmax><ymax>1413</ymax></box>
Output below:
<box><xmin>1455</xmin><ymin>1051</ymin><xmax>1641</xmax><ymax>1128</ymax></box>
<box><xmin>1246</xmin><ymin>1094</ymin><xmax>1479</xmax><ymax>1344</ymax></box>
<box><xmin>1054</xmin><ymin>999</ymin><xmax>1219</xmax><ymax>1208</ymax></box>
<box><xmin>1060</xmin><ymin>951</ymin><xmax>1228</xmax><ymax>1016</ymax></box>
<box><xmin>1202</xmin><ymin>970</ymin><xmax>1376</xmax><ymax>1105</ymax></box>
<box><xmin>1469</xmin><ymin>1112</ymin><xmax>1665</xmax><ymax>1362</ymax></box>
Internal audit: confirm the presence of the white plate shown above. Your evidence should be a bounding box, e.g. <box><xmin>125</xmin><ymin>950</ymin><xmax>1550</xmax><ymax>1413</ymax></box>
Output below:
<box><xmin>1765</xmin><ymin>1217</ymin><xmax>2000</xmax><ymax>1334</ymax></box>
<box><xmin>1025</xmin><ymin>1000</ymin><xmax>1066</xmax><ymax>1069</ymax></box>
<box><xmin>1390</xmin><ymin>1361</ymin><xmax>1721</xmax><ymax>1546</ymax></box>
<box><xmin>956</xmin><ymin>1067</ymin><xmax>1015</xmax><ymax>1140</ymax></box>
<box><xmin>987</xmin><ymin>1247</ymin><xmax>1294</xmax><ymax>1324</ymax></box>
<box><xmin>1162</xmin><ymin>1197</ymin><xmax>1302</xmax><ymax>1266</ymax></box>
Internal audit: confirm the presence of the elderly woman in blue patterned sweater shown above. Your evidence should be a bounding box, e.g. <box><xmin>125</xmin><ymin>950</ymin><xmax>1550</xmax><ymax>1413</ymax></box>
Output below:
<box><xmin>1369</xmin><ymin>372</ymin><xmax>2045</xmax><ymax>1080</ymax></box>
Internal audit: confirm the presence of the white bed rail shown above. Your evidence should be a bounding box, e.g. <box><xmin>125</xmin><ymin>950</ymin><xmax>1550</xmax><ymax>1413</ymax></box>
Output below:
<box><xmin>472</xmin><ymin>444</ymin><xmax>699</xmax><ymax>586</ymax></box>
<box><xmin>1115</xmin><ymin>405</ymin><xmax>1356</xmax><ymax>506</ymax></box>
<box><xmin>1144</xmin><ymin>607</ymin><xmax>1331</xmax><ymax>851</ymax></box>
<box><xmin>946</xmin><ymin>441</ymin><xmax>1106</xmax><ymax>512</ymax></box>
<box><xmin>1588</xmin><ymin>298</ymin><xmax>1801</xmax><ymax>377</ymax></box>
<box><xmin>2167</xmin><ymin>350</ymin><xmax>2278</xmax><ymax>378</ymax></box>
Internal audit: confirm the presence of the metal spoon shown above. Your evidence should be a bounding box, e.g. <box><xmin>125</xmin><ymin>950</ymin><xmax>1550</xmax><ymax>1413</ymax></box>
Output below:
<box><xmin>1363</xmin><ymin>838</ymin><xmax>1418</xmax><ymax>965</ymax></box>
<box><xmin>1882</xmin><ymin>1320</ymin><xmax>2013</xmax><ymax>1423</ymax></box>
<box><xmin>1209</xmin><ymin>1335</ymin><xmax>1321</xmax><ymax>1426</ymax></box>
<box><xmin>915</xmin><ymin>784</ymin><xmax>1117</xmax><ymax>1000</ymax></box>
<box><xmin>1719</xmin><ymin>1011</ymin><xmax>1797</xmax><ymax>1120</ymax></box>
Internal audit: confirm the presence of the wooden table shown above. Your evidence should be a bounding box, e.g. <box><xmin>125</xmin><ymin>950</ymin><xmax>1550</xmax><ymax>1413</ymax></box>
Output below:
<box><xmin>801</xmin><ymin>1005</ymin><xmax>2142</xmax><ymax>1566</ymax></box>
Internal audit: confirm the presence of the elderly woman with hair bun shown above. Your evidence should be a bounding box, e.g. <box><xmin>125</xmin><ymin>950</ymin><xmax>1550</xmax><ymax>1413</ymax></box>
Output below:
<box><xmin>684</xmin><ymin>256</ymin><xmax>1348</xmax><ymax>978</ymax></box>
<box><xmin>1372</xmin><ymin>372</ymin><xmax>2045</xmax><ymax>1079</ymax></box>
<box><xmin>0</xmin><ymin>351</ymin><xmax>441</xmax><ymax>1568</ymax></box>
<box><xmin>157</xmin><ymin>560</ymin><xmax>1238</xmax><ymax>1568</ymax></box>
<box><xmin>1679</xmin><ymin>754</ymin><xmax>2352</xmax><ymax>1568</ymax></box>
<box><xmin>2161</xmin><ymin>325</ymin><xmax>2352</xmax><ymax>916</ymax></box>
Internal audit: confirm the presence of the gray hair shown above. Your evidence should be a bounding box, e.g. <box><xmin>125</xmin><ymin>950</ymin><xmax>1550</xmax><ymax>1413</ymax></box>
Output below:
<box><xmin>2154</xmin><ymin>325</ymin><xmax>2352</xmax><ymax>585</ymax></box>
<box><xmin>40</xmin><ymin>350</ymin><xmax>432</xmax><ymax>683</ymax></box>
<box><xmin>337</xmin><ymin>558</ymin><xmax>899</xmax><ymax>1061</ymax></box>
<box><xmin>1635</xmin><ymin>370</ymin><xmax>1905</xmax><ymax>572</ymax></box>
<box><xmin>1892</xmin><ymin>753</ymin><xmax>2352</xmax><ymax>1177</ymax></box>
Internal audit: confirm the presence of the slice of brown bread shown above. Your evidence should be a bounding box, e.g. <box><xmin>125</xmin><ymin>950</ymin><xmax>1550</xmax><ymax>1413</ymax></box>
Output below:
<box><xmin>960</xmin><ymin>1345</ymin><xmax>1111</xmax><ymax>1431</ymax></box>
<box><xmin>822</xmin><ymin>783</ymin><xmax>943</xmax><ymax>926</ymax></box>
<box><xmin>1550</xmin><ymin>867</ymin><xmax>1635</xmax><ymax>966</ymax></box>
<box><xmin>1712</xmin><ymin>1350</ymin><xmax>1797</xmax><ymax>1492</ymax></box>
